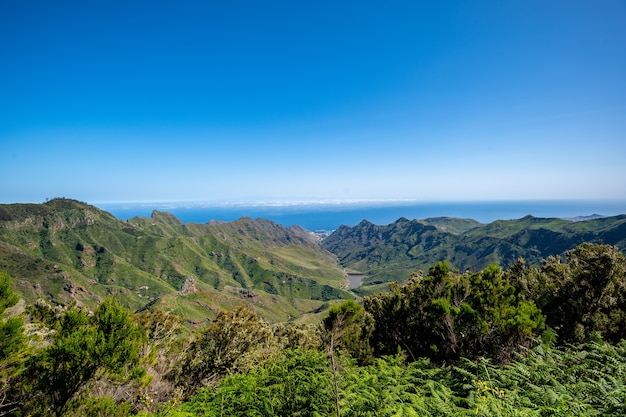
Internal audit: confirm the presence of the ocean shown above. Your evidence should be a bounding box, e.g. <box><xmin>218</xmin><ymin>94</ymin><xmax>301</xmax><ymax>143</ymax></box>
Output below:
<box><xmin>96</xmin><ymin>200</ymin><xmax>626</xmax><ymax>232</ymax></box>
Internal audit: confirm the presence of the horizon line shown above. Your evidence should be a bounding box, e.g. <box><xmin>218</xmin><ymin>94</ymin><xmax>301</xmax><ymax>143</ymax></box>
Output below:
<box><xmin>90</xmin><ymin>197</ymin><xmax>626</xmax><ymax>208</ymax></box>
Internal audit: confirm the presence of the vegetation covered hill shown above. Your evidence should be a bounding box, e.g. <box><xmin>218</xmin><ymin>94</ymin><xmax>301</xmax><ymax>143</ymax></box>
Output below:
<box><xmin>3</xmin><ymin>199</ymin><xmax>626</xmax><ymax>314</ymax></box>
<box><xmin>322</xmin><ymin>214</ymin><xmax>626</xmax><ymax>293</ymax></box>
<box><xmin>0</xmin><ymin>198</ymin><xmax>351</xmax><ymax>323</ymax></box>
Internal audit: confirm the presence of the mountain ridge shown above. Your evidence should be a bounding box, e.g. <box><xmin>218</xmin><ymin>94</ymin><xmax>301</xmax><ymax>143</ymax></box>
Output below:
<box><xmin>0</xmin><ymin>199</ymin><xmax>351</xmax><ymax>323</ymax></box>
<box><xmin>2</xmin><ymin>198</ymin><xmax>625</xmax><ymax>321</ymax></box>
<box><xmin>322</xmin><ymin>213</ymin><xmax>626</xmax><ymax>293</ymax></box>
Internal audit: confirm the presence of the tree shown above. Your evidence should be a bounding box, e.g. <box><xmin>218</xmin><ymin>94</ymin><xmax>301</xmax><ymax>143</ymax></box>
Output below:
<box><xmin>175</xmin><ymin>305</ymin><xmax>279</xmax><ymax>397</ymax></box>
<box><xmin>130</xmin><ymin>308</ymin><xmax>186</xmax><ymax>411</ymax></box>
<box><xmin>322</xmin><ymin>300</ymin><xmax>373</xmax><ymax>365</ymax></box>
<box><xmin>322</xmin><ymin>300</ymin><xmax>374</xmax><ymax>417</ymax></box>
<box><xmin>274</xmin><ymin>321</ymin><xmax>322</xmax><ymax>350</ymax></box>
<box><xmin>465</xmin><ymin>264</ymin><xmax>545</xmax><ymax>362</ymax></box>
<box><xmin>364</xmin><ymin>262</ymin><xmax>545</xmax><ymax>363</ymax></box>
<box><xmin>24</xmin><ymin>298</ymin><xmax>145</xmax><ymax>416</ymax></box>
<box><xmin>536</xmin><ymin>243</ymin><xmax>626</xmax><ymax>343</ymax></box>
<box><xmin>0</xmin><ymin>271</ymin><xmax>26</xmax><ymax>361</ymax></box>
<box><xmin>0</xmin><ymin>272</ymin><xmax>27</xmax><ymax>416</ymax></box>
<box><xmin>0</xmin><ymin>271</ymin><xmax>19</xmax><ymax>313</ymax></box>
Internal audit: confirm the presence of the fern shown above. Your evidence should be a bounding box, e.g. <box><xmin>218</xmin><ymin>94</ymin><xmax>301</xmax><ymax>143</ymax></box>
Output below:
<box><xmin>169</xmin><ymin>337</ymin><xmax>626</xmax><ymax>417</ymax></box>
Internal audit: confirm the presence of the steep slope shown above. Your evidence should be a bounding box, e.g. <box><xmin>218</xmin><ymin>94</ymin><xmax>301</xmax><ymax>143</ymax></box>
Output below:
<box><xmin>422</xmin><ymin>217</ymin><xmax>483</xmax><ymax>235</ymax></box>
<box><xmin>322</xmin><ymin>214</ymin><xmax>626</xmax><ymax>293</ymax></box>
<box><xmin>0</xmin><ymin>199</ymin><xmax>350</xmax><ymax>323</ymax></box>
<box><xmin>322</xmin><ymin>218</ymin><xmax>457</xmax><ymax>291</ymax></box>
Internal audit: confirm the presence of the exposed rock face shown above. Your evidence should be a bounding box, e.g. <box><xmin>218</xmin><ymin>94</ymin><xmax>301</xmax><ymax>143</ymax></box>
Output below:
<box><xmin>224</xmin><ymin>286</ymin><xmax>258</xmax><ymax>299</ymax></box>
<box><xmin>63</xmin><ymin>281</ymin><xmax>86</xmax><ymax>297</ymax></box>
<box><xmin>179</xmin><ymin>277</ymin><xmax>199</xmax><ymax>295</ymax></box>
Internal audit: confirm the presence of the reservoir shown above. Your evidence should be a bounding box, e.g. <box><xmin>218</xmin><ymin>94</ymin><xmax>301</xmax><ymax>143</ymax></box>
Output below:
<box><xmin>347</xmin><ymin>273</ymin><xmax>366</xmax><ymax>290</ymax></box>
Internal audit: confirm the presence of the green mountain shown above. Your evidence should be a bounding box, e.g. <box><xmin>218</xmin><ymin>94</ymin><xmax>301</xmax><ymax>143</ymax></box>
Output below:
<box><xmin>0</xmin><ymin>199</ymin><xmax>351</xmax><ymax>323</ymax></box>
<box><xmin>321</xmin><ymin>214</ymin><xmax>626</xmax><ymax>293</ymax></box>
<box><xmin>3</xmin><ymin>199</ymin><xmax>625</xmax><ymax>320</ymax></box>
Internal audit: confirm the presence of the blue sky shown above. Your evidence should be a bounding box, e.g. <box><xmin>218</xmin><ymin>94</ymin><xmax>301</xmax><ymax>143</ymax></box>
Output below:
<box><xmin>2</xmin><ymin>0</ymin><xmax>625</xmax><ymax>204</ymax></box>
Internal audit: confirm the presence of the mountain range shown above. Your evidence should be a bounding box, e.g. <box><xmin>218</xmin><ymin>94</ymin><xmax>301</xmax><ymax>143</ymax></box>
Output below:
<box><xmin>0</xmin><ymin>199</ymin><xmax>350</xmax><ymax>323</ymax></box>
<box><xmin>323</xmin><ymin>214</ymin><xmax>626</xmax><ymax>294</ymax></box>
<box><xmin>1</xmin><ymin>198</ymin><xmax>625</xmax><ymax>321</ymax></box>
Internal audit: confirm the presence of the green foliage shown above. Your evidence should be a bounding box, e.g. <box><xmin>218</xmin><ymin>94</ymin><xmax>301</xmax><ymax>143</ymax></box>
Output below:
<box><xmin>174</xmin><ymin>305</ymin><xmax>279</xmax><ymax>396</ymax></box>
<box><xmin>0</xmin><ymin>271</ymin><xmax>19</xmax><ymax>313</ymax></box>
<box><xmin>93</xmin><ymin>298</ymin><xmax>146</xmax><ymax>376</ymax></box>
<box><xmin>0</xmin><ymin>271</ymin><xmax>28</xmax><ymax>415</ymax></box>
<box><xmin>322</xmin><ymin>299</ymin><xmax>374</xmax><ymax>364</ymax></box>
<box><xmin>23</xmin><ymin>298</ymin><xmax>145</xmax><ymax>416</ymax></box>
<box><xmin>0</xmin><ymin>316</ymin><xmax>27</xmax><ymax>361</ymax></box>
<box><xmin>509</xmin><ymin>243</ymin><xmax>626</xmax><ymax>344</ymax></box>
<box><xmin>455</xmin><ymin>337</ymin><xmax>623</xmax><ymax>415</ymax></box>
<box><xmin>274</xmin><ymin>321</ymin><xmax>322</xmax><ymax>350</ymax></box>
<box><xmin>457</xmin><ymin>336</ymin><xmax>626</xmax><ymax>416</ymax></box>
<box><xmin>66</xmin><ymin>396</ymin><xmax>133</xmax><ymax>417</ymax></box>
<box><xmin>364</xmin><ymin>262</ymin><xmax>545</xmax><ymax>363</ymax></box>
<box><xmin>168</xmin><ymin>337</ymin><xmax>626</xmax><ymax>416</ymax></box>
<box><xmin>341</xmin><ymin>355</ymin><xmax>429</xmax><ymax>416</ymax></box>
<box><xmin>322</xmin><ymin>299</ymin><xmax>374</xmax><ymax>416</ymax></box>
<box><xmin>0</xmin><ymin>272</ymin><xmax>26</xmax><ymax>361</ymax></box>
<box><xmin>179</xmin><ymin>349</ymin><xmax>336</xmax><ymax>417</ymax></box>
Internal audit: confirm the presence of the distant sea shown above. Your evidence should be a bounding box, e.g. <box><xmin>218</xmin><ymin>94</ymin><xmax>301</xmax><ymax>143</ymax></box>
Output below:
<box><xmin>96</xmin><ymin>200</ymin><xmax>626</xmax><ymax>232</ymax></box>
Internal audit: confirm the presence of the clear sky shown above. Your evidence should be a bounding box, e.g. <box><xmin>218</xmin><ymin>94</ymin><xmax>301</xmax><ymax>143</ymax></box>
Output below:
<box><xmin>2</xmin><ymin>0</ymin><xmax>625</xmax><ymax>204</ymax></box>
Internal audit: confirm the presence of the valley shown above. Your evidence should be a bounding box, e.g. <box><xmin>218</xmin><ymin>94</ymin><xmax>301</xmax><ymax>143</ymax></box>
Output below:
<box><xmin>2</xmin><ymin>198</ymin><xmax>626</xmax><ymax>322</ymax></box>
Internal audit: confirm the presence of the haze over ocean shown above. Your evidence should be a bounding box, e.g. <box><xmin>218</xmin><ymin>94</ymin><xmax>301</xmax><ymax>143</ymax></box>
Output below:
<box><xmin>98</xmin><ymin>200</ymin><xmax>626</xmax><ymax>232</ymax></box>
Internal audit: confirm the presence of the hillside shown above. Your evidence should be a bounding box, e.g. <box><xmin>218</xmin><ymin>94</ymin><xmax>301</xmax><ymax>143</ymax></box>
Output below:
<box><xmin>0</xmin><ymin>199</ymin><xmax>350</xmax><ymax>323</ymax></box>
<box><xmin>3</xmin><ymin>199</ymin><xmax>626</xmax><ymax>318</ymax></box>
<box><xmin>322</xmin><ymin>214</ymin><xmax>626</xmax><ymax>293</ymax></box>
